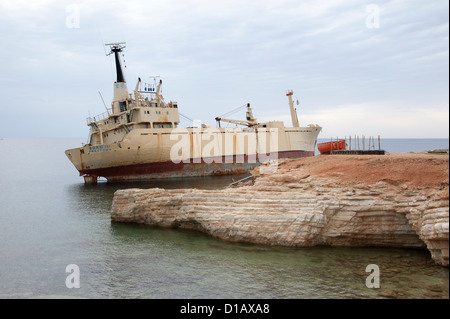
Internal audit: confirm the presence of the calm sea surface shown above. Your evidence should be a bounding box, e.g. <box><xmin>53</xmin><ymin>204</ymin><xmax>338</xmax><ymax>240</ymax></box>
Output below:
<box><xmin>0</xmin><ymin>138</ymin><xmax>448</xmax><ymax>299</ymax></box>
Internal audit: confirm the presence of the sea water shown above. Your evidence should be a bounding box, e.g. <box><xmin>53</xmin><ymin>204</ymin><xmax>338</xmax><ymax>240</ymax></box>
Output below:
<box><xmin>0</xmin><ymin>138</ymin><xmax>448</xmax><ymax>299</ymax></box>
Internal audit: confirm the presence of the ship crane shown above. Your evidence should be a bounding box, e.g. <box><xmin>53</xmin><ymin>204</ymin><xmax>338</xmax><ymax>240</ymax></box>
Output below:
<box><xmin>215</xmin><ymin>103</ymin><xmax>258</xmax><ymax>128</ymax></box>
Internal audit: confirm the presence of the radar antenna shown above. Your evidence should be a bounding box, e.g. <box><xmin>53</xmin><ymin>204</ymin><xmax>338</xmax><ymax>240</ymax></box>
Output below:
<box><xmin>105</xmin><ymin>42</ymin><xmax>126</xmax><ymax>56</ymax></box>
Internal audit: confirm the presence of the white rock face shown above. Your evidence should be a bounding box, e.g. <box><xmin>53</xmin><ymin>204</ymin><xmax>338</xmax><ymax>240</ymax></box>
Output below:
<box><xmin>111</xmin><ymin>174</ymin><xmax>449</xmax><ymax>267</ymax></box>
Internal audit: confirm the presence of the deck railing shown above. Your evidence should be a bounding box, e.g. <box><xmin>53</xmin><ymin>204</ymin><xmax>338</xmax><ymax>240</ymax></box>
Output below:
<box><xmin>86</xmin><ymin>109</ymin><xmax>112</xmax><ymax>124</ymax></box>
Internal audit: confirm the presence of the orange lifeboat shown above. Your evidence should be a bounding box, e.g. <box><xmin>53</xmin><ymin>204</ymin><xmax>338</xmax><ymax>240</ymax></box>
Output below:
<box><xmin>317</xmin><ymin>139</ymin><xmax>346</xmax><ymax>154</ymax></box>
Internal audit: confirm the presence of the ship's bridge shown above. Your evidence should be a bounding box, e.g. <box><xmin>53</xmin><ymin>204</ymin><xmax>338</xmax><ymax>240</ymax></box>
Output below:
<box><xmin>86</xmin><ymin>76</ymin><xmax>180</xmax><ymax>146</ymax></box>
<box><xmin>86</xmin><ymin>42</ymin><xmax>180</xmax><ymax>146</ymax></box>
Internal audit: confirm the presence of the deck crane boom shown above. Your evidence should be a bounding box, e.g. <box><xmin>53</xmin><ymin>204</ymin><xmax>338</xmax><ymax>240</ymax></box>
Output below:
<box><xmin>215</xmin><ymin>103</ymin><xmax>258</xmax><ymax>127</ymax></box>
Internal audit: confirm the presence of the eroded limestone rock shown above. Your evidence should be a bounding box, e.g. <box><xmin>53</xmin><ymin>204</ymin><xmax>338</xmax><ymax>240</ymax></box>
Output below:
<box><xmin>111</xmin><ymin>174</ymin><xmax>449</xmax><ymax>266</ymax></box>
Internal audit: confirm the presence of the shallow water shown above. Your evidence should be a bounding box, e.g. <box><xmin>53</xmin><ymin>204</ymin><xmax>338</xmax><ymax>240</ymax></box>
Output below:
<box><xmin>0</xmin><ymin>138</ymin><xmax>448</xmax><ymax>299</ymax></box>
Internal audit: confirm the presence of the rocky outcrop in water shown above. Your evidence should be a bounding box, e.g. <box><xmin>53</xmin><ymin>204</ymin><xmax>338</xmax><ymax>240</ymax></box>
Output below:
<box><xmin>111</xmin><ymin>154</ymin><xmax>449</xmax><ymax>267</ymax></box>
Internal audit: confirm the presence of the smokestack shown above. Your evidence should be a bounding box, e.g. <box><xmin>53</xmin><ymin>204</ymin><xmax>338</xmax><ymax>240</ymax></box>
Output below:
<box><xmin>105</xmin><ymin>42</ymin><xmax>128</xmax><ymax>114</ymax></box>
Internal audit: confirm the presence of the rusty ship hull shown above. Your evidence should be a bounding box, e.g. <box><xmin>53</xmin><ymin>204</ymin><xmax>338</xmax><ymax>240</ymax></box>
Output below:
<box><xmin>65</xmin><ymin>126</ymin><xmax>320</xmax><ymax>182</ymax></box>
<box><xmin>74</xmin><ymin>152</ymin><xmax>314</xmax><ymax>182</ymax></box>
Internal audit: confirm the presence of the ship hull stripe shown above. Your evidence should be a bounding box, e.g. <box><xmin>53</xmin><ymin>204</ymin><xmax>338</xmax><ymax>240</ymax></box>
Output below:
<box><xmin>78</xmin><ymin>150</ymin><xmax>314</xmax><ymax>181</ymax></box>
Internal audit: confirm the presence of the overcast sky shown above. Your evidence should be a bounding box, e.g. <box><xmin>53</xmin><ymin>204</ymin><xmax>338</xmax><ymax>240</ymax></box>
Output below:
<box><xmin>0</xmin><ymin>0</ymin><xmax>448</xmax><ymax>138</ymax></box>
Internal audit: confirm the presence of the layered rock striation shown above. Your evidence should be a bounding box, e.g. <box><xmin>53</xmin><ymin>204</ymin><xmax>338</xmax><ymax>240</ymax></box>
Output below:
<box><xmin>111</xmin><ymin>154</ymin><xmax>449</xmax><ymax>266</ymax></box>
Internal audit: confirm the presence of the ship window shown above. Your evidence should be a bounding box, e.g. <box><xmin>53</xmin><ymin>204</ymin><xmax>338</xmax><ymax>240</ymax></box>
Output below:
<box><xmin>119</xmin><ymin>101</ymin><xmax>127</xmax><ymax>112</ymax></box>
<box><xmin>153</xmin><ymin>122</ymin><xmax>172</xmax><ymax>129</ymax></box>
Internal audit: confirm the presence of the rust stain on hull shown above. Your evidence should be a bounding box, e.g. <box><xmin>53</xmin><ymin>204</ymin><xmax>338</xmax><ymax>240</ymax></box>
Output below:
<box><xmin>79</xmin><ymin>150</ymin><xmax>85</xmax><ymax>171</ymax></box>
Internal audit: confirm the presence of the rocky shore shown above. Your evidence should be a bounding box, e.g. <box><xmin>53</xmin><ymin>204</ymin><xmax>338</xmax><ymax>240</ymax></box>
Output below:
<box><xmin>111</xmin><ymin>153</ymin><xmax>449</xmax><ymax>267</ymax></box>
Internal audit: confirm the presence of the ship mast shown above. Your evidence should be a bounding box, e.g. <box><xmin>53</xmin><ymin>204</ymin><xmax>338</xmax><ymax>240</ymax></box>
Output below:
<box><xmin>105</xmin><ymin>42</ymin><xmax>128</xmax><ymax>114</ymax></box>
<box><xmin>286</xmin><ymin>90</ymin><xmax>299</xmax><ymax>128</ymax></box>
<box><xmin>105</xmin><ymin>42</ymin><xmax>126</xmax><ymax>82</ymax></box>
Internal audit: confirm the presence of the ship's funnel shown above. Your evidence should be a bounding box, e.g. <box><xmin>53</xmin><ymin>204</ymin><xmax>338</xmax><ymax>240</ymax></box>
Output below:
<box><xmin>113</xmin><ymin>82</ymin><xmax>128</xmax><ymax>113</ymax></box>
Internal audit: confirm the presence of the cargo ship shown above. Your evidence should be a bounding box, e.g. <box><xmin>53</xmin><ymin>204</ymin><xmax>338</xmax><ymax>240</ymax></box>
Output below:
<box><xmin>65</xmin><ymin>43</ymin><xmax>322</xmax><ymax>183</ymax></box>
